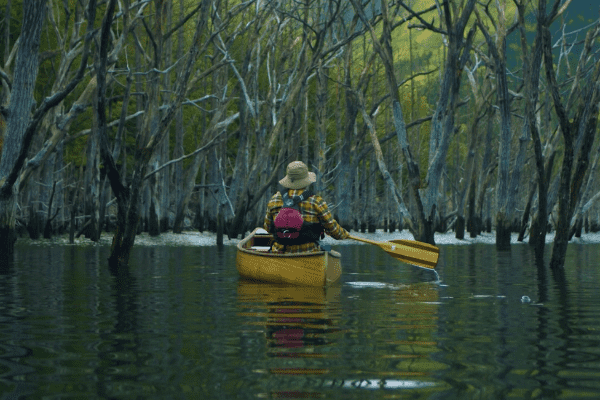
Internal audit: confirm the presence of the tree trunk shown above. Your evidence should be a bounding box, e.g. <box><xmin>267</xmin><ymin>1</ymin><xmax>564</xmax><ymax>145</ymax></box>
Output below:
<box><xmin>492</xmin><ymin>51</ymin><xmax>512</xmax><ymax>250</ymax></box>
<box><xmin>216</xmin><ymin>204</ymin><xmax>224</xmax><ymax>246</ymax></box>
<box><xmin>0</xmin><ymin>0</ymin><xmax>47</xmax><ymax>259</ymax></box>
<box><xmin>336</xmin><ymin>47</ymin><xmax>358</xmax><ymax>231</ymax></box>
<box><xmin>27</xmin><ymin>170</ymin><xmax>42</xmax><ymax>239</ymax></box>
<box><xmin>226</xmin><ymin>84</ymin><xmax>250</xmax><ymax>238</ymax></box>
<box><xmin>360</xmin><ymin>159</ymin><xmax>367</xmax><ymax>233</ymax></box>
<box><xmin>569</xmin><ymin>125</ymin><xmax>600</xmax><ymax>235</ymax></box>
<box><xmin>174</xmin><ymin>104</ymin><xmax>184</xmax><ymax>229</ymax></box>
<box><xmin>41</xmin><ymin>154</ymin><xmax>57</xmax><ymax>239</ymax></box>
<box><xmin>314</xmin><ymin>60</ymin><xmax>327</xmax><ymax>194</ymax></box>
<box><xmin>43</xmin><ymin>180</ymin><xmax>57</xmax><ymax>239</ymax></box>
<box><xmin>518</xmin><ymin>182</ymin><xmax>536</xmax><ymax>242</ymax></box>
<box><xmin>160</xmin><ymin>139</ymin><xmax>170</xmax><ymax>232</ymax></box>
<box><xmin>529</xmin><ymin>142</ymin><xmax>555</xmax><ymax>253</ymax></box>
<box><xmin>172</xmin><ymin>148</ymin><xmax>206</xmax><ymax>233</ymax></box>
<box><xmin>354</xmin><ymin>163</ymin><xmax>360</xmax><ymax>232</ymax></box>
<box><xmin>467</xmin><ymin>170</ymin><xmax>478</xmax><ymax>237</ymax></box>
<box><xmin>367</xmin><ymin>152</ymin><xmax>376</xmax><ymax>233</ymax></box>
<box><xmin>147</xmin><ymin>149</ymin><xmax>161</xmax><ymax>237</ymax></box>
<box><xmin>69</xmin><ymin>164</ymin><xmax>84</xmax><ymax>244</ymax></box>
<box><xmin>84</xmin><ymin>106</ymin><xmax>100</xmax><ymax>241</ymax></box>
<box><xmin>457</xmin><ymin>100</ymin><xmax>485</xmax><ymax>239</ymax></box>
<box><xmin>54</xmin><ymin>141</ymin><xmax>66</xmax><ymax>233</ymax></box>
<box><xmin>356</xmin><ymin>91</ymin><xmax>411</xmax><ymax>235</ymax></box>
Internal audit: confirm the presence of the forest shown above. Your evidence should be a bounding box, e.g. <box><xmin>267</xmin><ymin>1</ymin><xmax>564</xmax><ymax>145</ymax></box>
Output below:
<box><xmin>0</xmin><ymin>0</ymin><xmax>598</xmax><ymax>269</ymax></box>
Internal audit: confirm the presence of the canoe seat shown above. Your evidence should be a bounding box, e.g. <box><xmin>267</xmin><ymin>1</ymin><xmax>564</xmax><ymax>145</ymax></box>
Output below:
<box><xmin>250</xmin><ymin>246</ymin><xmax>271</xmax><ymax>252</ymax></box>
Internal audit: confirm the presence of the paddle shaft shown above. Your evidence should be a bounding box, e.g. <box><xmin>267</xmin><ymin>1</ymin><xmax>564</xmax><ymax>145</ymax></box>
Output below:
<box><xmin>348</xmin><ymin>235</ymin><xmax>439</xmax><ymax>269</ymax></box>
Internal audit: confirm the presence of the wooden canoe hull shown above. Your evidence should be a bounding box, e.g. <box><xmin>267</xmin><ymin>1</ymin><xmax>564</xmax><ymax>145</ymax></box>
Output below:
<box><xmin>236</xmin><ymin>228</ymin><xmax>342</xmax><ymax>286</ymax></box>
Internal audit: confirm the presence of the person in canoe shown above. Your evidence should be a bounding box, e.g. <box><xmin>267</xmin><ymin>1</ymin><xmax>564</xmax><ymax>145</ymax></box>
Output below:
<box><xmin>264</xmin><ymin>161</ymin><xmax>350</xmax><ymax>253</ymax></box>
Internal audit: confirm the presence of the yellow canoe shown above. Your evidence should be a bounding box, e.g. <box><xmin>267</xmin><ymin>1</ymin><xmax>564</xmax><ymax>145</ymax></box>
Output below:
<box><xmin>236</xmin><ymin>227</ymin><xmax>342</xmax><ymax>286</ymax></box>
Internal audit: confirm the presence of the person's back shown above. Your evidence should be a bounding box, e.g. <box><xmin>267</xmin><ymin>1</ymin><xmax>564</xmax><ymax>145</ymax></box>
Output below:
<box><xmin>264</xmin><ymin>161</ymin><xmax>349</xmax><ymax>253</ymax></box>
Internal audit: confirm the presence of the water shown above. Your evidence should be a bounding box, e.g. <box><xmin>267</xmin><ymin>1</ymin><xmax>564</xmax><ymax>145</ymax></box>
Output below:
<box><xmin>1</xmin><ymin>241</ymin><xmax>599</xmax><ymax>399</ymax></box>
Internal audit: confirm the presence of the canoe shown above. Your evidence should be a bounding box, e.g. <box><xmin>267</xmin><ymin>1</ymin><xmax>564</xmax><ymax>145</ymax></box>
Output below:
<box><xmin>236</xmin><ymin>227</ymin><xmax>342</xmax><ymax>286</ymax></box>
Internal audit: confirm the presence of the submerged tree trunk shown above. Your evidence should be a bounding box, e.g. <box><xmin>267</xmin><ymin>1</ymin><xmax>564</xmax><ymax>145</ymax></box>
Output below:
<box><xmin>457</xmin><ymin>89</ymin><xmax>487</xmax><ymax>240</ymax></box>
<box><xmin>147</xmin><ymin>150</ymin><xmax>161</xmax><ymax>237</ymax></box>
<box><xmin>101</xmin><ymin>0</ymin><xmax>211</xmax><ymax>268</ymax></box>
<box><xmin>476</xmin><ymin>8</ymin><xmax>513</xmax><ymax>250</ymax></box>
<box><xmin>84</xmin><ymin>104</ymin><xmax>101</xmax><ymax>241</ymax></box>
<box><xmin>543</xmin><ymin>19</ymin><xmax>600</xmax><ymax>270</ymax></box>
<box><xmin>514</xmin><ymin>0</ymin><xmax>546</xmax><ymax>256</ymax></box>
<box><xmin>0</xmin><ymin>0</ymin><xmax>47</xmax><ymax>261</ymax></box>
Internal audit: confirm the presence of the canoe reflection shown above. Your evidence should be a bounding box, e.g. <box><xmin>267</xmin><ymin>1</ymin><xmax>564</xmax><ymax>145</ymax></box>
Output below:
<box><xmin>238</xmin><ymin>280</ymin><xmax>442</xmax><ymax>398</ymax></box>
<box><xmin>237</xmin><ymin>280</ymin><xmax>341</xmax><ymax>356</ymax></box>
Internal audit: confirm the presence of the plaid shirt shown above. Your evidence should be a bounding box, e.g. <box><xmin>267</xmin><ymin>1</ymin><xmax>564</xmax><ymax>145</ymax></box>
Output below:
<box><xmin>264</xmin><ymin>188</ymin><xmax>349</xmax><ymax>253</ymax></box>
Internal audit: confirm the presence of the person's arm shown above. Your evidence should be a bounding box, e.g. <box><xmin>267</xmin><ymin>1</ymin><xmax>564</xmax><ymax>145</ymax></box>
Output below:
<box><xmin>263</xmin><ymin>193</ymin><xmax>281</xmax><ymax>233</ymax></box>
<box><xmin>315</xmin><ymin>196</ymin><xmax>350</xmax><ymax>239</ymax></box>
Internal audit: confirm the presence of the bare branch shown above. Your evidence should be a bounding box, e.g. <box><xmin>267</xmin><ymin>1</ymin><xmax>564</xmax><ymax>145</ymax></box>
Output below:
<box><xmin>397</xmin><ymin>0</ymin><xmax>448</xmax><ymax>35</ymax></box>
<box><xmin>144</xmin><ymin>130</ymin><xmax>226</xmax><ymax>180</ymax></box>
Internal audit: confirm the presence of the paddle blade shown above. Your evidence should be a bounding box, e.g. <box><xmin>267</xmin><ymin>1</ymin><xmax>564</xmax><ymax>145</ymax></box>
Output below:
<box><xmin>385</xmin><ymin>239</ymin><xmax>439</xmax><ymax>269</ymax></box>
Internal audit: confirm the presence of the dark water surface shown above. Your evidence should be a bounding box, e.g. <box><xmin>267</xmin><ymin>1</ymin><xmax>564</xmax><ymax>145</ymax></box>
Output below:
<box><xmin>1</xmin><ymin>241</ymin><xmax>599</xmax><ymax>399</ymax></box>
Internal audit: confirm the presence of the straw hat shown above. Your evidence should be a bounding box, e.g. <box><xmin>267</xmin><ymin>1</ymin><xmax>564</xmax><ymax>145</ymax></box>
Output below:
<box><xmin>279</xmin><ymin>161</ymin><xmax>316</xmax><ymax>189</ymax></box>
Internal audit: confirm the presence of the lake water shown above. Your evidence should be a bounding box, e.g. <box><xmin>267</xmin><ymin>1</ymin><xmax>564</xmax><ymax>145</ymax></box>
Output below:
<box><xmin>1</xmin><ymin>240</ymin><xmax>599</xmax><ymax>399</ymax></box>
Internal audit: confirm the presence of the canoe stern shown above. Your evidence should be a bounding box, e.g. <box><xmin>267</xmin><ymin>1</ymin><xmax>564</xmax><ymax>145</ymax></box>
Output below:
<box><xmin>237</xmin><ymin>228</ymin><xmax>342</xmax><ymax>286</ymax></box>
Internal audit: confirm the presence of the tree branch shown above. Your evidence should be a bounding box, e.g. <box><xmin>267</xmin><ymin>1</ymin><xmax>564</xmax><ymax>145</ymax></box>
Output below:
<box><xmin>397</xmin><ymin>0</ymin><xmax>449</xmax><ymax>35</ymax></box>
<box><xmin>143</xmin><ymin>130</ymin><xmax>226</xmax><ymax>180</ymax></box>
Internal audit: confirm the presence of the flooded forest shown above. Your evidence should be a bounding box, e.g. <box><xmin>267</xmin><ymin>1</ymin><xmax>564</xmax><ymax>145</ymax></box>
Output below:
<box><xmin>0</xmin><ymin>0</ymin><xmax>599</xmax><ymax>269</ymax></box>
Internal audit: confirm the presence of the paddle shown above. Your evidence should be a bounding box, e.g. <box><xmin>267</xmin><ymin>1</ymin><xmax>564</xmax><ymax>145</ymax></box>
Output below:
<box><xmin>348</xmin><ymin>235</ymin><xmax>439</xmax><ymax>270</ymax></box>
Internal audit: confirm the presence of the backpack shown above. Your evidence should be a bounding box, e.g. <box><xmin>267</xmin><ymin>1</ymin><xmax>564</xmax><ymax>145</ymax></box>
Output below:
<box><xmin>273</xmin><ymin>188</ymin><xmax>324</xmax><ymax>246</ymax></box>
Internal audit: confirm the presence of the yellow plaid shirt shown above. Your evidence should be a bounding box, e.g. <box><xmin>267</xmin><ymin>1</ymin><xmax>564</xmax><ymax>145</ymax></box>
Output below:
<box><xmin>264</xmin><ymin>188</ymin><xmax>350</xmax><ymax>253</ymax></box>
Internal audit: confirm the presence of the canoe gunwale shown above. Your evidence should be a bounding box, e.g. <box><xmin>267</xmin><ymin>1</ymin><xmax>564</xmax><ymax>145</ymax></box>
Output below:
<box><xmin>237</xmin><ymin>227</ymin><xmax>340</xmax><ymax>259</ymax></box>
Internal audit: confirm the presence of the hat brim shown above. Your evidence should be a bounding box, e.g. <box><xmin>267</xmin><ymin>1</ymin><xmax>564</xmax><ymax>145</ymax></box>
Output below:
<box><xmin>279</xmin><ymin>172</ymin><xmax>316</xmax><ymax>189</ymax></box>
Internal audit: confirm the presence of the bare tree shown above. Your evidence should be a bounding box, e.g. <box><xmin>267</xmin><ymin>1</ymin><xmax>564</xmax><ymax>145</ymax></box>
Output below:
<box><xmin>455</xmin><ymin>60</ymin><xmax>493</xmax><ymax>240</ymax></box>
<box><xmin>224</xmin><ymin>0</ymin><xmax>354</xmax><ymax>238</ymax></box>
<box><xmin>475</xmin><ymin>1</ymin><xmax>519</xmax><ymax>250</ymax></box>
<box><xmin>0</xmin><ymin>0</ymin><xmax>96</xmax><ymax>260</ymax></box>
<box><xmin>513</xmin><ymin>0</ymin><xmax>548</xmax><ymax>256</ymax></box>
<box><xmin>98</xmin><ymin>0</ymin><xmax>215</xmax><ymax>268</ymax></box>
<box><xmin>350</xmin><ymin>0</ymin><xmax>477</xmax><ymax>244</ymax></box>
<box><xmin>542</xmin><ymin>6</ymin><xmax>600</xmax><ymax>270</ymax></box>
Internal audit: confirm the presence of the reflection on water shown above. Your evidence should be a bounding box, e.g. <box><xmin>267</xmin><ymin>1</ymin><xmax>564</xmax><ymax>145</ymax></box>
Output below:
<box><xmin>237</xmin><ymin>281</ymin><xmax>341</xmax><ymax>398</ymax></box>
<box><xmin>1</xmin><ymin>243</ymin><xmax>600</xmax><ymax>398</ymax></box>
<box><xmin>238</xmin><ymin>281</ymin><xmax>340</xmax><ymax>351</ymax></box>
<box><xmin>236</xmin><ymin>278</ymin><xmax>443</xmax><ymax>398</ymax></box>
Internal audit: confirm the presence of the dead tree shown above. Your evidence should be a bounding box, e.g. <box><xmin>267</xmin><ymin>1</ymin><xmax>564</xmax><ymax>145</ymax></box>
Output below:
<box><xmin>350</xmin><ymin>0</ymin><xmax>477</xmax><ymax>244</ymax></box>
<box><xmin>98</xmin><ymin>0</ymin><xmax>215</xmax><ymax>268</ymax></box>
<box><xmin>542</xmin><ymin>6</ymin><xmax>600</xmax><ymax>270</ymax></box>
<box><xmin>0</xmin><ymin>0</ymin><xmax>95</xmax><ymax>260</ymax></box>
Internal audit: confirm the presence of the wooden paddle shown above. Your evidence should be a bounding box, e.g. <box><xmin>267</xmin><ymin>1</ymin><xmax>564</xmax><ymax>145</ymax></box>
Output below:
<box><xmin>348</xmin><ymin>235</ymin><xmax>439</xmax><ymax>269</ymax></box>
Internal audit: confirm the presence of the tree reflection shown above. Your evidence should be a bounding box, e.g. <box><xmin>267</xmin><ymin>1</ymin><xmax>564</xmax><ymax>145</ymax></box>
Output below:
<box><xmin>96</xmin><ymin>263</ymin><xmax>142</xmax><ymax>398</ymax></box>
